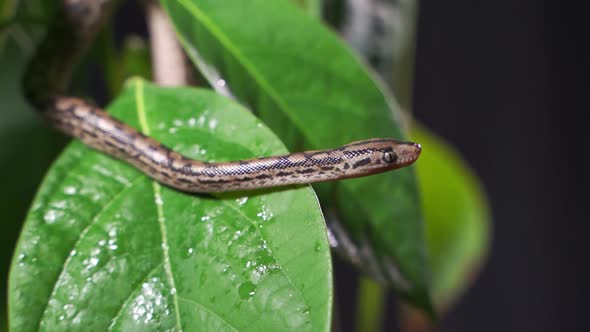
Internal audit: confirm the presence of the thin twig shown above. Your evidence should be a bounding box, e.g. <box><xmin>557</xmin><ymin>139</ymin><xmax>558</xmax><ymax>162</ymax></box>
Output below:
<box><xmin>144</xmin><ymin>0</ymin><xmax>187</xmax><ymax>86</ymax></box>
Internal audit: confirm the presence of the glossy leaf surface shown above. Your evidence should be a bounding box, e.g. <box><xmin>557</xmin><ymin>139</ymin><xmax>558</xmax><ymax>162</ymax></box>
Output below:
<box><xmin>161</xmin><ymin>0</ymin><xmax>430</xmax><ymax>310</ymax></box>
<box><xmin>9</xmin><ymin>80</ymin><xmax>332</xmax><ymax>331</ymax></box>
<box><xmin>1</xmin><ymin>41</ymin><xmax>68</xmax><ymax>332</ymax></box>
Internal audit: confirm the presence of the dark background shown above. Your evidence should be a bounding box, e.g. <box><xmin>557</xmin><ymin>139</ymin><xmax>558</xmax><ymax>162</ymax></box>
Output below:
<box><xmin>409</xmin><ymin>0</ymin><xmax>588</xmax><ymax>331</ymax></box>
<box><xmin>335</xmin><ymin>0</ymin><xmax>589</xmax><ymax>331</ymax></box>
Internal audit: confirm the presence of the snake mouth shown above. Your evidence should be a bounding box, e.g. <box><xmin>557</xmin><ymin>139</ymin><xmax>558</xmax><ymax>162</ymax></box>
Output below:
<box><xmin>396</xmin><ymin>142</ymin><xmax>422</xmax><ymax>167</ymax></box>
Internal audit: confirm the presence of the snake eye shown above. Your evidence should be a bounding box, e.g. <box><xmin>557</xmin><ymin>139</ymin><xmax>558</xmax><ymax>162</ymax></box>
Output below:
<box><xmin>382</xmin><ymin>151</ymin><xmax>397</xmax><ymax>163</ymax></box>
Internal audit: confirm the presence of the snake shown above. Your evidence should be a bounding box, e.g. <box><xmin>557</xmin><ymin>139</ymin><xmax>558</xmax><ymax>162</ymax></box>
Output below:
<box><xmin>23</xmin><ymin>0</ymin><xmax>421</xmax><ymax>193</ymax></box>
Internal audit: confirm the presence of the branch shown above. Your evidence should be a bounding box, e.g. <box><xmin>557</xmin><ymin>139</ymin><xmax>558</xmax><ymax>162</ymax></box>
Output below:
<box><xmin>144</xmin><ymin>0</ymin><xmax>187</xmax><ymax>86</ymax></box>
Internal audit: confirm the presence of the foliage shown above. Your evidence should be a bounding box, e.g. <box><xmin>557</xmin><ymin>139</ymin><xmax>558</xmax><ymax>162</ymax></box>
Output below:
<box><xmin>1</xmin><ymin>0</ymin><xmax>491</xmax><ymax>330</ymax></box>
<box><xmin>10</xmin><ymin>80</ymin><xmax>332</xmax><ymax>331</ymax></box>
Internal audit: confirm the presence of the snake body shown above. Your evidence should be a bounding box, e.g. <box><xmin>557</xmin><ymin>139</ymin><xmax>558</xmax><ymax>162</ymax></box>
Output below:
<box><xmin>25</xmin><ymin>1</ymin><xmax>421</xmax><ymax>193</ymax></box>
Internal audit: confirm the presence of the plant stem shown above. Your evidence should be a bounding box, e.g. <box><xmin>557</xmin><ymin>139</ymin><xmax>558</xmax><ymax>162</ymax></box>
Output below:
<box><xmin>144</xmin><ymin>0</ymin><xmax>186</xmax><ymax>86</ymax></box>
<box><xmin>355</xmin><ymin>277</ymin><xmax>386</xmax><ymax>332</ymax></box>
<box><xmin>96</xmin><ymin>25</ymin><xmax>122</xmax><ymax>98</ymax></box>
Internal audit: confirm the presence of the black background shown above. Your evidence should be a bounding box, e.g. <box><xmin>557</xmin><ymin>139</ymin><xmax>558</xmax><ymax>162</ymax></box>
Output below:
<box><xmin>112</xmin><ymin>0</ymin><xmax>589</xmax><ymax>330</ymax></box>
<box><xmin>409</xmin><ymin>0</ymin><xmax>588</xmax><ymax>331</ymax></box>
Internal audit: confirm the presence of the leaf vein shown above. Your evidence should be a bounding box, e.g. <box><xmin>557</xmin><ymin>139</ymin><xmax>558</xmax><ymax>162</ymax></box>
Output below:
<box><xmin>37</xmin><ymin>175</ymin><xmax>145</xmax><ymax>329</ymax></box>
<box><xmin>107</xmin><ymin>262</ymin><xmax>165</xmax><ymax>331</ymax></box>
<box><xmin>220</xmin><ymin>199</ymin><xmax>314</xmax><ymax>327</ymax></box>
<box><xmin>175</xmin><ymin>0</ymin><xmax>314</xmax><ymax>142</ymax></box>
<box><xmin>177</xmin><ymin>296</ymin><xmax>239</xmax><ymax>332</ymax></box>
<box><xmin>134</xmin><ymin>79</ymin><xmax>183</xmax><ymax>331</ymax></box>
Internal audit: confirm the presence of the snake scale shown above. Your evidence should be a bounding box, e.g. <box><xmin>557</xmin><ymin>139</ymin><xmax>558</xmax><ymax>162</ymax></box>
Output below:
<box><xmin>23</xmin><ymin>0</ymin><xmax>421</xmax><ymax>193</ymax></box>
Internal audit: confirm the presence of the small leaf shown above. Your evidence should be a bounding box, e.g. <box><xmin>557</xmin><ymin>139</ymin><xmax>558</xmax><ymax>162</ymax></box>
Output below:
<box><xmin>9</xmin><ymin>80</ymin><xmax>332</xmax><ymax>331</ymax></box>
<box><xmin>0</xmin><ymin>0</ymin><xmax>17</xmax><ymax>50</ymax></box>
<box><xmin>161</xmin><ymin>0</ymin><xmax>431</xmax><ymax>311</ymax></box>
<box><xmin>99</xmin><ymin>33</ymin><xmax>153</xmax><ymax>98</ymax></box>
<box><xmin>411</xmin><ymin>124</ymin><xmax>491</xmax><ymax>310</ymax></box>
<box><xmin>120</xmin><ymin>36</ymin><xmax>152</xmax><ymax>82</ymax></box>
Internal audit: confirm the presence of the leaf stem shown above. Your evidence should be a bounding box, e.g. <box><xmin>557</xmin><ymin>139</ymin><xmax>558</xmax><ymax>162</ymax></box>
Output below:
<box><xmin>355</xmin><ymin>277</ymin><xmax>387</xmax><ymax>332</ymax></box>
<box><xmin>144</xmin><ymin>0</ymin><xmax>187</xmax><ymax>86</ymax></box>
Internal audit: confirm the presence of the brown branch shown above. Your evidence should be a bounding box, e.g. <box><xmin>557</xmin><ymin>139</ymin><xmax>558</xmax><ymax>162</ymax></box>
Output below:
<box><xmin>144</xmin><ymin>0</ymin><xmax>187</xmax><ymax>86</ymax></box>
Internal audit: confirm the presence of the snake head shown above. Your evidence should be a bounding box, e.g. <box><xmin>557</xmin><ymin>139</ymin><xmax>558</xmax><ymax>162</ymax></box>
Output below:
<box><xmin>386</xmin><ymin>139</ymin><xmax>422</xmax><ymax>169</ymax></box>
<box><xmin>341</xmin><ymin>138</ymin><xmax>422</xmax><ymax>177</ymax></box>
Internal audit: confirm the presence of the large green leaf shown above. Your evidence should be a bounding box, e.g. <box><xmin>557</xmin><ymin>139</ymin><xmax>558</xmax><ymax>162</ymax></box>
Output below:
<box><xmin>0</xmin><ymin>39</ymin><xmax>67</xmax><ymax>331</ymax></box>
<box><xmin>161</xmin><ymin>0</ymin><xmax>430</xmax><ymax>311</ymax></box>
<box><xmin>9</xmin><ymin>79</ymin><xmax>332</xmax><ymax>331</ymax></box>
<box><xmin>291</xmin><ymin>0</ymin><xmax>321</xmax><ymax>17</ymax></box>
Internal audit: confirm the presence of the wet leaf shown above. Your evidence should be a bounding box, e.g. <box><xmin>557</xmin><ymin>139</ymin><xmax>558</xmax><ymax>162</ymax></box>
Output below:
<box><xmin>0</xmin><ymin>40</ymin><xmax>67</xmax><ymax>330</ymax></box>
<box><xmin>161</xmin><ymin>0</ymin><xmax>431</xmax><ymax>311</ymax></box>
<box><xmin>9</xmin><ymin>79</ymin><xmax>332</xmax><ymax>331</ymax></box>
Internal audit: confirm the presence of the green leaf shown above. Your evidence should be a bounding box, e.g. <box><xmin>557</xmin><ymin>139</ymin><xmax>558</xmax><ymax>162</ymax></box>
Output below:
<box><xmin>0</xmin><ymin>0</ymin><xmax>18</xmax><ymax>51</ymax></box>
<box><xmin>355</xmin><ymin>277</ymin><xmax>387</xmax><ymax>332</ymax></box>
<box><xmin>291</xmin><ymin>0</ymin><xmax>321</xmax><ymax>18</ymax></box>
<box><xmin>0</xmin><ymin>0</ymin><xmax>56</xmax><ymax>54</ymax></box>
<box><xmin>9</xmin><ymin>79</ymin><xmax>332</xmax><ymax>331</ymax></box>
<box><xmin>1</xmin><ymin>40</ymin><xmax>67</xmax><ymax>327</ymax></box>
<box><xmin>410</xmin><ymin>124</ymin><xmax>491</xmax><ymax>311</ymax></box>
<box><xmin>120</xmin><ymin>36</ymin><xmax>152</xmax><ymax>82</ymax></box>
<box><xmin>0</xmin><ymin>0</ymin><xmax>17</xmax><ymax>23</ymax></box>
<box><xmin>98</xmin><ymin>31</ymin><xmax>152</xmax><ymax>98</ymax></box>
<box><xmin>161</xmin><ymin>0</ymin><xmax>430</xmax><ymax>311</ymax></box>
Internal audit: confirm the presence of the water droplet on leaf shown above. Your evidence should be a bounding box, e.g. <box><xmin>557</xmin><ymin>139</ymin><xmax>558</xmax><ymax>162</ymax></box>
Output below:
<box><xmin>238</xmin><ymin>281</ymin><xmax>257</xmax><ymax>300</ymax></box>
